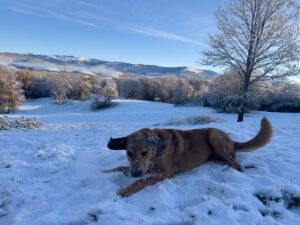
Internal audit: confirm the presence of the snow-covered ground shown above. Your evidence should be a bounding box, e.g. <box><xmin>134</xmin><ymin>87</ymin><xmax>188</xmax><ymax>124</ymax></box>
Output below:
<box><xmin>0</xmin><ymin>98</ymin><xmax>299</xmax><ymax>225</ymax></box>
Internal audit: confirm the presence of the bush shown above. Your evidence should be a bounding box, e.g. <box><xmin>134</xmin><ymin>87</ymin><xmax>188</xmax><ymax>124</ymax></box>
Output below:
<box><xmin>205</xmin><ymin>70</ymin><xmax>244</xmax><ymax>113</ymax></box>
<box><xmin>216</xmin><ymin>95</ymin><xmax>249</xmax><ymax>113</ymax></box>
<box><xmin>90</xmin><ymin>96</ymin><xmax>117</xmax><ymax>111</ymax></box>
<box><xmin>0</xmin><ymin>67</ymin><xmax>24</xmax><ymax>113</ymax></box>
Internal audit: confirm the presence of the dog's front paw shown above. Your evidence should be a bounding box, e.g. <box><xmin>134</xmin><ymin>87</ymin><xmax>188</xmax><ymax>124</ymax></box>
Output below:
<box><xmin>117</xmin><ymin>187</ymin><xmax>134</xmax><ymax>197</ymax></box>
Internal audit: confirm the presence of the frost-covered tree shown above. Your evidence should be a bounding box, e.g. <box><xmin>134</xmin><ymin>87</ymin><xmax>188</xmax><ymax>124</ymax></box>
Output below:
<box><xmin>48</xmin><ymin>72</ymin><xmax>73</xmax><ymax>104</ymax></box>
<box><xmin>200</xmin><ymin>0</ymin><xmax>300</xmax><ymax>122</ymax></box>
<box><xmin>0</xmin><ymin>67</ymin><xmax>24</xmax><ymax>113</ymax></box>
<box><xmin>101</xmin><ymin>80</ymin><xmax>118</xmax><ymax>104</ymax></box>
<box><xmin>68</xmin><ymin>74</ymin><xmax>91</xmax><ymax>100</ymax></box>
<box><xmin>17</xmin><ymin>70</ymin><xmax>51</xmax><ymax>99</ymax></box>
<box><xmin>91</xmin><ymin>78</ymin><xmax>118</xmax><ymax>110</ymax></box>
<box><xmin>93</xmin><ymin>79</ymin><xmax>118</xmax><ymax>104</ymax></box>
<box><xmin>117</xmin><ymin>75</ymin><xmax>139</xmax><ymax>99</ymax></box>
<box><xmin>17</xmin><ymin>70</ymin><xmax>33</xmax><ymax>98</ymax></box>
<box><xmin>172</xmin><ymin>78</ymin><xmax>193</xmax><ymax>104</ymax></box>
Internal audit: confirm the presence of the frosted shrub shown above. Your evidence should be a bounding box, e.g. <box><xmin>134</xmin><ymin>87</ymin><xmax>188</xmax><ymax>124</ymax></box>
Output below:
<box><xmin>217</xmin><ymin>95</ymin><xmax>248</xmax><ymax>113</ymax></box>
<box><xmin>90</xmin><ymin>96</ymin><xmax>117</xmax><ymax>111</ymax></box>
<box><xmin>205</xmin><ymin>71</ymin><xmax>245</xmax><ymax>113</ymax></box>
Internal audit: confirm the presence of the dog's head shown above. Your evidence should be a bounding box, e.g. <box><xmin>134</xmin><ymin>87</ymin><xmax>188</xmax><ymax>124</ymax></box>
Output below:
<box><xmin>107</xmin><ymin>129</ymin><xmax>171</xmax><ymax>177</ymax></box>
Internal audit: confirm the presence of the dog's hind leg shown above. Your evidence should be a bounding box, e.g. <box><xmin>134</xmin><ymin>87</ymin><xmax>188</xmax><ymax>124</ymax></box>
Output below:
<box><xmin>209</xmin><ymin>131</ymin><xmax>242</xmax><ymax>171</ymax></box>
<box><xmin>101</xmin><ymin>166</ymin><xmax>130</xmax><ymax>176</ymax></box>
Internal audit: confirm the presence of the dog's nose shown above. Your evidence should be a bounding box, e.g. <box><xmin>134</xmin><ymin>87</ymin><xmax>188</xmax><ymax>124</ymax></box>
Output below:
<box><xmin>131</xmin><ymin>169</ymin><xmax>142</xmax><ymax>177</ymax></box>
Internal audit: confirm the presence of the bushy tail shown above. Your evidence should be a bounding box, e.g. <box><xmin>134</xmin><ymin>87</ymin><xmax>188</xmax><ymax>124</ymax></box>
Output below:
<box><xmin>234</xmin><ymin>117</ymin><xmax>272</xmax><ymax>152</ymax></box>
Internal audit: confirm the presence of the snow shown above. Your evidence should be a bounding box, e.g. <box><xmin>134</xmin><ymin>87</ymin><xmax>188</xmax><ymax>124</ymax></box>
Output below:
<box><xmin>184</xmin><ymin>67</ymin><xmax>201</xmax><ymax>73</ymax></box>
<box><xmin>0</xmin><ymin>98</ymin><xmax>299</xmax><ymax>225</ymax></box>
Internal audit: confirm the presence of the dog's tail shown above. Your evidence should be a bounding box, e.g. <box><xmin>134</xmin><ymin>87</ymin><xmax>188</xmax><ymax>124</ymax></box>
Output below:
<box><xmin>234</xmin><ymin>117</ymin><xmax>272</xmax><ymax>152</ymax></box>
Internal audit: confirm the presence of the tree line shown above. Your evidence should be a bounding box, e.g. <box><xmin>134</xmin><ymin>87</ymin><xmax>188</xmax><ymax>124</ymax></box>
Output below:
<box><xmin>1</xmin><ymin>67</ymin><xmax>299</xmax><ymax>114</ymax></box>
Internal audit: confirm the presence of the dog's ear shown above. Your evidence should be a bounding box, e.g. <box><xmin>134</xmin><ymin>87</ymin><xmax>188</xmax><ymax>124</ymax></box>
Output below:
<box><xmin>107</xmin><ymin>137</ymin><xmax>127</xmax><ymax>150</ymax></box>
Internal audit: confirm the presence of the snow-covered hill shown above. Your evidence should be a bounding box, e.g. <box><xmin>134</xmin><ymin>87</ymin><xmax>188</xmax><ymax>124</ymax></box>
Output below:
<box><xmin>0</xmin><ymin>52</ymin><xmax>219</xmax><ymax>79</ymax></box>
<box><xmin>0</xmin><ymin>98</ymin><xmax>299</xmax><ymax>225</ymax></box>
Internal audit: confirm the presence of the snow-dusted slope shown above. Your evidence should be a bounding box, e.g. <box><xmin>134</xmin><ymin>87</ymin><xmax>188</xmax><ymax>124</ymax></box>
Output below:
<box><xmin>0</xmin><ymin>98</ymin><xmax>299</xmax><ymax>225</ymax></box>
<box><xmin>0</xmin><ymin>52</ymin><xmax>218</xmax><ymax>79</ymax></box>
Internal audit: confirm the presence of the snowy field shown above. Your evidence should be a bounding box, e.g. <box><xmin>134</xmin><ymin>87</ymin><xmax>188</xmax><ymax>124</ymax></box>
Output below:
<box><xmin>0</xmin><ymin>98</ymin><xmax>299</xmax><ymax>225</ymax></box>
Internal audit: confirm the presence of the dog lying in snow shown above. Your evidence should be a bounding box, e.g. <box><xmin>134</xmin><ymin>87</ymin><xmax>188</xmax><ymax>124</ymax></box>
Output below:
<box><xmin>103</xmin><ymin>117</ymin><xmax>272</xmax><ymax>197</ymax></box>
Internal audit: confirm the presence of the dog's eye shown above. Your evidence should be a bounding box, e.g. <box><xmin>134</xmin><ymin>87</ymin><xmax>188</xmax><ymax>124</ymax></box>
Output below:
<box><xmin>127</xmin><ymin>151</ymin><xmax>133</xmax><ymax>158</ymax></box>
<box><xmin>141</xmin><ymin>151</ymin><xmax>147</xmax><ymax>157</ymax></box>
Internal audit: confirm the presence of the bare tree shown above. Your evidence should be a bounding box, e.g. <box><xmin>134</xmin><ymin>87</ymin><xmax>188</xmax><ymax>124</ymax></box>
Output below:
<box><xmin>93</xmin><ymin>78</ymin><xmax>118</xmax><ymax>105</ymax></box>
<box><xmin>200</xmin><ymin>0</ymin><xmax>300</xmax><ymax>122</ymax></box>
<box><xmin>48</xmin><ymin>73</ymin><xmax>72</xmax><ymax>104</ymax></box>
<box><xmin>116</xmin><ymin>75</ymin><xmax>139</xmax><ymax>99</ymax></box>
<box><xmin>101</xmin><ymin>80</ymin><xmax>118</xmax><ymax>104</ymax></box>
<box><xmin>0</xmin><ymin>67</ymin><xmax>24</xmax><ymax>113</ymax></box>
<box><xmin>68</xmin><ymin>74</ymin><xmax>91</xmax><ymax>100</ymax></box>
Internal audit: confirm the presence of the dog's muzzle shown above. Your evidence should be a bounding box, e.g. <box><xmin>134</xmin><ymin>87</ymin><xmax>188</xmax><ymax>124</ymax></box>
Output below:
<box><xmin>131</xmin><ymin>168</ymin><xmax>143</xmax><ymax>177</ymax></box>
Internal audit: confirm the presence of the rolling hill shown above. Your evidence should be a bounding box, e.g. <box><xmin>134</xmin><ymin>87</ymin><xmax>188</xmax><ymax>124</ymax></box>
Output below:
<box><xmin>0</xmin><ymin>52</ymin><xmax>218</xmax><ymax>80</ymax></box>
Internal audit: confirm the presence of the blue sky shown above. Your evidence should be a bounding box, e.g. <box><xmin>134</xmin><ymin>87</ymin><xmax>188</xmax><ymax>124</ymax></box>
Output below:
<box><xmin>0</xmin><ymin>0</ymin><xmax>225</xmax><ymax>68</ymax></box>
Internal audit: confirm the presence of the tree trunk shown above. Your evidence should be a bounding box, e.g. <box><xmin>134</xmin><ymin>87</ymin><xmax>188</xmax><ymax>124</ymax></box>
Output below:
<box><xmin>237</xmin><ymin>97</ymin><xmax>245</xmax><ymax>122</ymax></box>
<box><xmin>237</xmin><ymin>113</ymin><xmax>243</xmax><ymax>122</ymax></box>
<box><xmin>237</xmin><ymin>74</ymin><xmax>250</xmax><ymax>122</ymax></box>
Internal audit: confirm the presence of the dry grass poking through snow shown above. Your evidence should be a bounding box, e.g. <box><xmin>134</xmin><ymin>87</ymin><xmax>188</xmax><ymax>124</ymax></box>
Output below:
<box><xmin>0</xmin><ymin>116</ymin><xmax>44</xmax><ymax>130</ymax></box>
<box><xmin>254</xmin><ymin>190</ymin><xmax>300</xmax><ymax>219</ymax></box>
<box><xmin>163</xmin><ymin>115</ymin><xmax>224</xmax><ymax>126</ymax></box>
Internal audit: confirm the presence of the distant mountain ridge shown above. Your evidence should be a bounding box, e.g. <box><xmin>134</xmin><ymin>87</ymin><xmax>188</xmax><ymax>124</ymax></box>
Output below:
<box><xmin>0</xmin><ymin>52</ymin><xmax>219</xmax><ymax>80</ymax></box>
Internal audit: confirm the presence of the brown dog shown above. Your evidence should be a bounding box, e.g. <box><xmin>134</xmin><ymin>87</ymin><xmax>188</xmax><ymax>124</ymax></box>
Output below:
<box><xmin>103</xmin><ymin>117</ymin><xmax>272</xmax><ymax>197</ymax></box>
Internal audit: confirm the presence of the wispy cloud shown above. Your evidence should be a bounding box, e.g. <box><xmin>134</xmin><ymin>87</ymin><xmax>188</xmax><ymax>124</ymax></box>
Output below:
<box><xmin>0</xmin><ymin>4</ymin><xmax>43</xmax><ymax>17</ymax></box>
<box><xmin>128</xmin><ymin>26</ymin><xmax>206</xmax><ymax>46</ymax></box>
<box><xmin>71</xmin><ymin>18</ymin><xmax>97</xmax><ymax>27</ymax></box>
<box><xmin>0</xmin><ymin>1</ymin><xmax>97</xmax><ymax>27</ymax></box>
<box><xmin>0</xmin><ymin>0</ymin><xmax>204</xmax><ymax>45</ymax></box>
<box><xmin>77</xmin><ymin>1</ymin><xmax>103</xmax><ymax>10</ymax></box>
